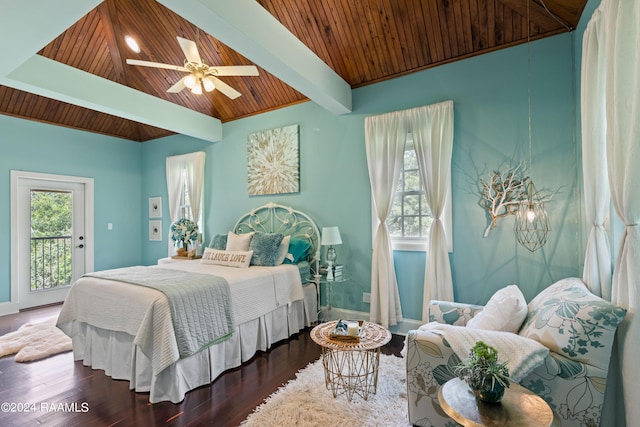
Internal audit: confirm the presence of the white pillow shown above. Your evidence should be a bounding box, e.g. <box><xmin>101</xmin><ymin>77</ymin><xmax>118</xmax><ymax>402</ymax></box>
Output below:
<box><xmin>200</xmin><ymin>248</ymin><xmax>253</xmax><ymax>268</ymax></box>
<box><xmin>275</xmin><ymin>235</ymin><xmax>291</xmax><ymax>265</ymax></box>
<box><xmin>226</xmin><ymin>231</ymin><xmax>254</xmax><ymax>251</ymax></box>
<box><xmin>466</xmin><ymin>284</ymin><xmax>528</xmax><ymax>333</ymax></box>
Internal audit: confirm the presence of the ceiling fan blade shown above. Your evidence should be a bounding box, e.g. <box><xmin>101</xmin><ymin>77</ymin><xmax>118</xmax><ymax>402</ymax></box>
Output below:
<box><xmin>167</xmin><ymin>76</ymin><xmax>187</xmax><ymax>93</ymax></box>
<box><xmin>207</xmin><ymin>65</ymin><xmax>259</xmax><ymax>76</ymax></box>
<box><xmin>211</xmin><ymin>76</ymin><xmax>241</xmax><ymax>99</ymax></box>
<box><xmin>126</xmin><ymin>59</ymin><xmax>188</xmax><ymax>72</ymax></box>
<box><xmin>177</xmin><ymin>37</ymin><xmax>202</xmax><ymax>64</ymax></box>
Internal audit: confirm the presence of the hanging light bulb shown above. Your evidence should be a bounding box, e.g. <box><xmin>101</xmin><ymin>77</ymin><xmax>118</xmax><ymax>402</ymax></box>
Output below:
<box><xmin>191</xmin><ymin>82</ymin><xmax>203</xmax><ymax>95</ymax></box>
<box><xmin>183</xmin><ymin>74</ymin><xmax>197</xmax><ymax>89</ymax></box>
<box><xmin>202</xmin><ymin>77</ymin><xmax>215</xmax><ymax>92</ymax></box>
<box><xmin>515</xmin><ymin>181</ymin><xmax>551</xmax><ymax>252</ymax></box>
<box><xmin>526</xmin><ymin>205</ymin><xmax>536</xmax><ymax>223</ymax></box>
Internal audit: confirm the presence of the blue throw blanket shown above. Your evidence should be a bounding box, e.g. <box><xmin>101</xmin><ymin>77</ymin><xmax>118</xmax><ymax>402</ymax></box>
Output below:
<box><xmin>84</xmin><ymin>266</ymin><xmax>235</xmax><ymax>358</ymax></box>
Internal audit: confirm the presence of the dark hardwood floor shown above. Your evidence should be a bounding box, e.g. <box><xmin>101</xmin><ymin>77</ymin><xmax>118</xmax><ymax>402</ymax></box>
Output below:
<box><xmin>0</xmin><ymin>305</ymin><xmax>405</xmax><ymax>427</ymax></box>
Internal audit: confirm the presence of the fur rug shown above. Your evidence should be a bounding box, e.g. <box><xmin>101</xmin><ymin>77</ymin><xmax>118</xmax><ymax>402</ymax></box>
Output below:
<box><xmin>0</xmin><ymin>316</ymin><xmax>72</xmax><ymax>362</ymax></box>
<box><xmin>241</xmin><ymin>353</ymin><xmax>411</xmax><ymax>427</ymax></box>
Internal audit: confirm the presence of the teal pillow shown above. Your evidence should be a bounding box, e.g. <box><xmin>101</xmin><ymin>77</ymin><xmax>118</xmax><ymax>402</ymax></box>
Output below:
<box><xmin>284</xmin><ymin>238</ymin><xmax>311</xmax><ymax>264</ymax></box>
<box><xmin>249</xmin><ymin>232</ymin><xmax>284</xmax><ymax>266</ymax></box>
<box><xmin>208</xmin><ymin>234</ymin><xmax>228</xmax><ymax>250</ymax></box>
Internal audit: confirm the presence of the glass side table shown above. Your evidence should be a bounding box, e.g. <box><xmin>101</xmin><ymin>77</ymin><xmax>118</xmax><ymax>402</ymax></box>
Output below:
<box><xmin>317</xmin><ymin>268</ymin><xmax>350</xmax><ymax>321</ymax></box>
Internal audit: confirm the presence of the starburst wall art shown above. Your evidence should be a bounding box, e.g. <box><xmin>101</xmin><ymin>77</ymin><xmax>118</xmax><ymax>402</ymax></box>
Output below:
<box><xmin>247</xmin><ymin>124</ymin><xmax>300</xmax><ymax>196</ymax></box>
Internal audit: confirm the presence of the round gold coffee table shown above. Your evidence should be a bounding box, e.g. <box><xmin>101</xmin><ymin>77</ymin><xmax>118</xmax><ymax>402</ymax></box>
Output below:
<box><xmin>310</xmin><ymin>321</ymin><xmax>391</xmax><ymax>402</ymax></box>
<box><xmin>438</xmin><ymin>378</ymin><xmax>554</xmax><ymax>427</ymax></box>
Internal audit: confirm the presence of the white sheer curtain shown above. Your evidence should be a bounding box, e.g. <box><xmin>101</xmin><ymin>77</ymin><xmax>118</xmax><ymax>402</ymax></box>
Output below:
<box><xmin>581</xmin><ymin>8</ymin><xmax>612</xmax><ymax>299</ymax></box>
<box><xmin>165</xmin><ymin>152</ymin><xmax>206</xmax><ymax>256</ymax></box>
<box><xmin>184</xmin><ymin>153</ymin><xmax>206</xmax><ymax>226</ymax></box>
<box><xmin>603</xmin><ymin>1</ymin><xmax>640</xmax><ymax>426</ymax></box>
<box><xmin>365</xmin><ymin>111</ymin><xmax>406</xmax><ymax>328</ymax></box>
<box><xmin>408</xmin><ymin>101</ymin><xmax>454</xmax><ymax>322</ymax></box>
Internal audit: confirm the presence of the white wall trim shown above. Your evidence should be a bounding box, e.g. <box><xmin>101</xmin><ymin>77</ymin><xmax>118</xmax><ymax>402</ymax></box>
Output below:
<box><xmin>0</xmin><ymin>301</ymin><xmax>19</xmax><ymax>317</ymax></box>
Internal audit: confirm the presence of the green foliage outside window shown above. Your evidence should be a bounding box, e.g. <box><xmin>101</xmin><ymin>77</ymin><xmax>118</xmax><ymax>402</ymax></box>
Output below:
<box><xmin>30</xmin><ymin>191</ymin><xmax>73</xmax><ymax>291</ymax></box>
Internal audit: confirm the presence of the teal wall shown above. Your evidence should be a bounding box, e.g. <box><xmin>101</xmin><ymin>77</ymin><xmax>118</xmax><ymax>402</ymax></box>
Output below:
<box><xmin>0</xmin><ymin>115</ymin><xmax>143</xmax><ymax>302</ymax></box>
<box><xmin>137</xmin><ymin>33</ymin><xmax>582</xmax><ymax>321</ymax></box>
<box><xmin>1</xmin><ymin>11</ymin><xmax>595</xmax><ymax>321</ymax></box>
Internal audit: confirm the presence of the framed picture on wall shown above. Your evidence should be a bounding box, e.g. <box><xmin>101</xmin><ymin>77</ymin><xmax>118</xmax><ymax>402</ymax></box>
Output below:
<box><xmin>149</xmin><ymin>197</ymin><xmax>162</xmax><ymax>218</ymax></box>
<box><xmin>247</xmin><ymin>124</ymin><xmax>300</xmax><ymax>196</ymax></box>
<box><xmin>149</xmin><ymin>220</ymin><xmax>162</xmax><ymax>241</ymax></box>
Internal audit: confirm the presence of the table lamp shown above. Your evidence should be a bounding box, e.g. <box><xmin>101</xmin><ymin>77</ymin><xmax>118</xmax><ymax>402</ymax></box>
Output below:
<box><xmin>321</xmin><ymin>226</ymin><xmax>342</xmax><ymax>281</ymax></box>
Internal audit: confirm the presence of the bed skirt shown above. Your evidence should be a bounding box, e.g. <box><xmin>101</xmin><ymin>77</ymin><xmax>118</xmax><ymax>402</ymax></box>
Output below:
<box><xmin>69</xmin><ymin>284</ymin><xmax>317</xmax><ymax>403</ymax></box>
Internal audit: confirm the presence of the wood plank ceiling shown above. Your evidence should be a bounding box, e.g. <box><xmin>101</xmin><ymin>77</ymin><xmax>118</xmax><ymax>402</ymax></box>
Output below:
<box><xmin>0</xmin><ymin>0</ymin><xmax>586</xmax><ymax>142</ymax></box>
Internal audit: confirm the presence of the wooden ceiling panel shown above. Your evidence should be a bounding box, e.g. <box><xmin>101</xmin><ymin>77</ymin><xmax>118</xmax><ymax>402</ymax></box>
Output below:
<box><xmin>0</xmin><ymin>85</ymin><xmax>173</xmax><ymax>141</ymax></box>
<box><xmin>2</xmin><ymin>0</ymin><xmax>586</xmax><ymax>142</ymax></box>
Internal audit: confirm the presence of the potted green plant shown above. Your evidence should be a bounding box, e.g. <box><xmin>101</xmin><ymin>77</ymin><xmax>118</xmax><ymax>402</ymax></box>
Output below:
<box><xmin>454</xmin><ymin>341</ymin><xmax>511</xmax><ymax>403</ymax></box>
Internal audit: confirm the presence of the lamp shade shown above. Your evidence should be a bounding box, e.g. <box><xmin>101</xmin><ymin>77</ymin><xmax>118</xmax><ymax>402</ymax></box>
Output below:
<box><xmin>321</xmin><ymin>226</ymin><xmax>342</xmax><ymax>246</ymax></box>
<box><xmin>183</xmin><ymin>74</ymin><xmax>197</xmax><ymax>89</ymax></box>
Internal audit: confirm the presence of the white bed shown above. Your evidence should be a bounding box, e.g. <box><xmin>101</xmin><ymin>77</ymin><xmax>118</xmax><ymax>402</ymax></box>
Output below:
<box><xmin>56</xmin><ymin>203</ymin><xmax>320</xmax><ymax>403</ymax></box>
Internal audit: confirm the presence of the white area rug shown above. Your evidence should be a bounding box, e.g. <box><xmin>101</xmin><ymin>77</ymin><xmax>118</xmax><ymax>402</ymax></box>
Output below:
<box><xmin>241</xmin><ymin>353</ymin><xmax>411</xmax><ymax>427</ymax></box>
<box><xmin>0</xmin><ymin>316</ymin><xmax>71</xmax><ymax>362</ymax></box>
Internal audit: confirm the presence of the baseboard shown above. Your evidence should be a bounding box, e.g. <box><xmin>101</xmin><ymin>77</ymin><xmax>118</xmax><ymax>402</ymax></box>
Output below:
<box><xmin>0</xmin><ymin>301</ymin><xmax>19</xmax><ymax>317</ymax></box>
<box><xmin>320</xmin><ymin>306</ymin><xmax>423</xmax><ymax>336</ymax></box>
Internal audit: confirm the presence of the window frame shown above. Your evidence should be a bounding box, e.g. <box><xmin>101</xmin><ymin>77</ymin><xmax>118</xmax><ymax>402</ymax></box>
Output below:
<box><xmin>371</xmin><ymin>134</ymin><xmax>453</xmax><ymax>253</ymax></box>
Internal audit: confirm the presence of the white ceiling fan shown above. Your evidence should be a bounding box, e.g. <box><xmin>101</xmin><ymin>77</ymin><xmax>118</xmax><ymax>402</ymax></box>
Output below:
<box><xmin>126</xmin><ymin>36</ymin><xmax>258</xmax><ymax>99</ymax></box>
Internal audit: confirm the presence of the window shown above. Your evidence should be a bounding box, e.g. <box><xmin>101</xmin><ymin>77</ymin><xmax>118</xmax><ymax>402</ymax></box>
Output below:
<box><xmin>387</xmin><ymin>140</ymin><xmax>435</xmax><ymax>251</ymax></box>
<box><xmin>179</xmin><ymin>169</ymin><xmax>194</xmax><ymax>221</ymax></box>
<box><xmin>380</xmin><ymin>135</ymin><xmax>452</xmax><ymax>252</ymax></box>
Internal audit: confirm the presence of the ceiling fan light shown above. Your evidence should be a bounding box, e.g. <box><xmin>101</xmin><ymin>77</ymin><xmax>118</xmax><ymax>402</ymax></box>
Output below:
<box><xmin>202</xmin><ymin>77</ymin><xmax>215</xmax><ymax>92</ymax></box>
<box><xmin>191</xmin><ymin>83</ymin><xmax>203</xmax><ymax>95</ymax></box>
<box><xmin>183</xmin><ymin>74</ymin><xmax>197</xmax><ymax>89</ymax></box>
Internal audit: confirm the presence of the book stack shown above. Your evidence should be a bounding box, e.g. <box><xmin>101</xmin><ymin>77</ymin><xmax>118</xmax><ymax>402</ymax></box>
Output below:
<box><xmin>333</xmin><ymin>264</ymin><xmax>344</xmax><ymax>281</ymax></box>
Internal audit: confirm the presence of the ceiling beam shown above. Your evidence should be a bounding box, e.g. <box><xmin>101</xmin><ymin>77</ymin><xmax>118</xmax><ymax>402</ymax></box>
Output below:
<box><xmin>3</xmin><ymin>56</ymin><xmax>222</xmax><ymax>143</ymax></box>
<box><xmin>158</xmin><ymin>0</ymin><xmax>353</xmax><ymax>115</ymax></box>
<box><xmin>0</xmin><ymin>0</ymin><xmax>102</xmax><ymax>77</ymax></box>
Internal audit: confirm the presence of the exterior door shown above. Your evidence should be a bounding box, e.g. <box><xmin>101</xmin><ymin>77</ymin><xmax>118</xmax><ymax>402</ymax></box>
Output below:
<box><xmin>12</xmin><ymin>172</ymin><xmax>94</xmax><ymax>309</ymax></box>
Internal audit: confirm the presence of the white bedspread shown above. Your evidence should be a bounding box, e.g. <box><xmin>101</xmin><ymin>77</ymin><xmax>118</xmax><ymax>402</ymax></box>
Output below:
<box><xmin>57</xmin><ymin>262</ymin><xmax>304</xmax><ymax>375</ymax></box>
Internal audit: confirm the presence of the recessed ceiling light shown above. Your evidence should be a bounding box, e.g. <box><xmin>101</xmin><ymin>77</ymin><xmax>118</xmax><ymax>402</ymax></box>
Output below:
<box><xmin>124</xmin><ymin>35</ymin><xmax>140</xmax><ymax>53</ymax></box>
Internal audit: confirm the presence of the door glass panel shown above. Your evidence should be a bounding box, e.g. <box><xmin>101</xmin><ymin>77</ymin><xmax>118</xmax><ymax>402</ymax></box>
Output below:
<box><xmin>30</xmin><ymin>190</ymin><xmax>73</xmax><ymax>291</ymax></box>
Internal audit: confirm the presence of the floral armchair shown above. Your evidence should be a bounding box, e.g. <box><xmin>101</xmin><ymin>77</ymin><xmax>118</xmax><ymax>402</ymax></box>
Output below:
<box><xmin>405</xmin><ymin>278</ymin><xmax>627</xmax><ymax>427</ymax></box>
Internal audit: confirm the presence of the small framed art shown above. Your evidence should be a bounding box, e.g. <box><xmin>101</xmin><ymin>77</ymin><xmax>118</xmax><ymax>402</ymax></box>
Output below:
<box><xmin>149</xmin><ymin>220</ymin><xmax>162</xmax><ymax>241</ymax></box>
<box><xmin>149</xmin><ymin>197</ymin><xmax>162</xmax><ymax>218</ymax></box>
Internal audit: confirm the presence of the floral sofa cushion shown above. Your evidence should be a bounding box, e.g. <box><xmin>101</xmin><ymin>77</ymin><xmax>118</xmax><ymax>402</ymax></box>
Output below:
<box><xmin>518</xmin><ymin>277</ymin><xmax>627</xmax><ymax>371</ymax></box>
<box><xmin>427</xmin><ymin>300</ymin><xmax>483</xmax><ymax>326</ymax></box>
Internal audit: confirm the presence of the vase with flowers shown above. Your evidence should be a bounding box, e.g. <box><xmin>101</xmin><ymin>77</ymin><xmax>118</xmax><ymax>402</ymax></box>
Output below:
<box><xmin>170</xmin><ymin>218</ymin><xmax>199</xmax><ymax>257</ymax></box>
<box><xmin>454</xmin><ymin>341</ymin><xmax>511</xmax><ymax>403</ymax></box>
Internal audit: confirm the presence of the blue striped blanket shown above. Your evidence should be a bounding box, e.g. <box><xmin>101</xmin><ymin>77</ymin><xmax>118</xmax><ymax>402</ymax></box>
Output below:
<box><xmin>84</xmin><ymin>266</ymin><xmax>235</xmax><ymax>358</ymax></box>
